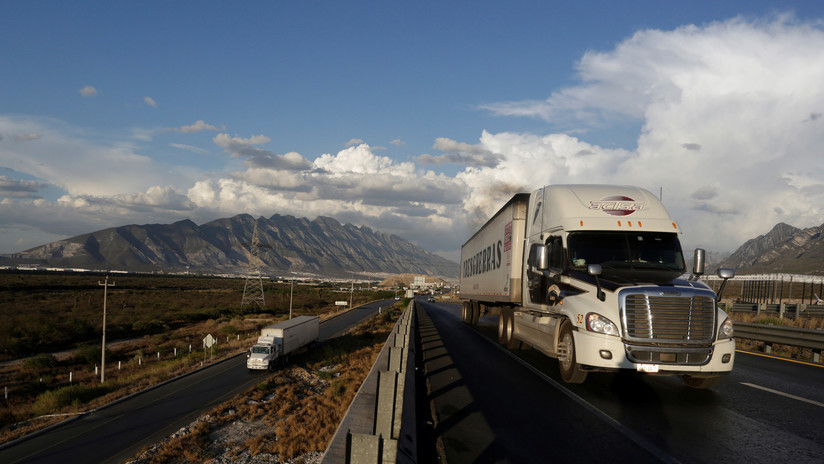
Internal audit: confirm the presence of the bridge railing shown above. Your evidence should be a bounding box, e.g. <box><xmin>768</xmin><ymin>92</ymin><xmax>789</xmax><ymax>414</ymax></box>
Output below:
<box><xmin>322</xmin><ymin>300</ymin><xmax>417</xmax><ymax>464</ymax></box>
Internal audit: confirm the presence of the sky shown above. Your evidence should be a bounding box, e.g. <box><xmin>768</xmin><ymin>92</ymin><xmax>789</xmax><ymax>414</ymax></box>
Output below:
<box><xmin>2</xmin><ymin>1</ymin><xmax>824</xmax><ymax>263</ymax></box>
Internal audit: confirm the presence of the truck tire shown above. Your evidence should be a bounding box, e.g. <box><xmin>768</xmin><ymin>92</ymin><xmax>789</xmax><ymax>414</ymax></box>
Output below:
<box><xmin>682</xmin><ymin>375</ymin><xmax>721</xmax><ymax>389</ymax></box>
<box><xmin>558</xmin><ymin>321</ymin><xmax>587</xmax><ymax>384</ymax></box>
<box><xmin>461</xmin><ymin>302</ymin><xmax>469</xmax><ymax>323</ymax></box>
<box><xmin>498</xmin><ymin>308</ymin><xmax>512</xmax><ymax>345</ymax></box>
<box><xmin>470</xmin><ymin>301</ymin><xmax>480</xmax><ymax>325</ymax></box>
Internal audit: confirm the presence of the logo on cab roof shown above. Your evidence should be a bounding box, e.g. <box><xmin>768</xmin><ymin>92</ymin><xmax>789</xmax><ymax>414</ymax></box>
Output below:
<box><xmin>588</xmin><ymin>195</ymin><xmax>645</xmax><ymax>216</ymax></box>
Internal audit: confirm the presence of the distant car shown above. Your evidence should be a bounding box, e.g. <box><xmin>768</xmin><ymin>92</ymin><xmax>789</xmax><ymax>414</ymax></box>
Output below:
<box><xmin>427</xmin><ymin>296</ymin><xmax>435</xmax><ymax>302</ymax></box>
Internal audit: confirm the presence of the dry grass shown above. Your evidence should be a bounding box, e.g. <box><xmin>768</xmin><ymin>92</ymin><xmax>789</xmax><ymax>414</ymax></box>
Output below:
<box><xmin>129</xmin><ymin>303</ymin><xmax>405</xmax><ymax>463</ymax></box>
<box><xmin>730</xmin><ymin>311</ymin><xmax>824</xmax><ymax>362</ymax></box>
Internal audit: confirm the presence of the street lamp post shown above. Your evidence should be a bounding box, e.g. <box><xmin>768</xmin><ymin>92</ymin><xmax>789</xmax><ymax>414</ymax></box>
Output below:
<box><xmin>99</xmin><ymin>275</ymin><xmax>115</xmax><ymax>383</ymax></box>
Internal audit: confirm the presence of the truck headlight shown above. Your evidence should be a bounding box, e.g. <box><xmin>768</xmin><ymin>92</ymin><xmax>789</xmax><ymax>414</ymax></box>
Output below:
<box><xmin>586</xmin><ymin>313</ymin><xmax>619</xmax><ymax>336</ymax></box>
<box><xmin>718</xmin><ymin>317</ymin><xmax>734</xmax><ymax>340</ymax></box>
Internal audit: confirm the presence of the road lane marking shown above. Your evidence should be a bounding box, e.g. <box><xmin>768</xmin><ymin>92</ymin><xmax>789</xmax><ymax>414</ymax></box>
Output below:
<box><xmin>741</xmin><ymin>382</ymin><xmax>824</xmax><ymax>408</ymax></box>
<box><xmin>736</xmin><ymin>349</ymin><xmax>824</xmax><ymax>368</ymax></box>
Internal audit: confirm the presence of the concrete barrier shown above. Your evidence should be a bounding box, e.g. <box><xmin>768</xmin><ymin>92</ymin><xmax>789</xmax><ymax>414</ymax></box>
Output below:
<box><xmin>322</xmin><ymin>301</ymin><xmax>417</xmax><ymax>464</ymax></box>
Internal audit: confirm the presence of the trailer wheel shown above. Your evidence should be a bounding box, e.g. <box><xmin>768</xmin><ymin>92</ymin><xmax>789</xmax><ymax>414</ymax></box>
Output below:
<box><xmin>682</xmin><ymin>375</ymin><xmax>721</xmax><ymax>389</ymax></box>
<box><xmin>558</xmin><ymin>321</ymin><xmax>587</xmax><ymax>384</ymax></box>
<box><xmin>470</xmin><ymin>302</ymin><xmax>480</xmax><ymax>325</ymax></box>
<box><xmin>461</xmin><ymin>302</ymin><xmax>470</xmax><ymax>324</ymax></box>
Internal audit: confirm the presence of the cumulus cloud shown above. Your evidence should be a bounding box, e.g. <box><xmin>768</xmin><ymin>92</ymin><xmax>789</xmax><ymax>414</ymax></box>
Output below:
<box><xmin>416</xmin><ymin>137</ymin><xmax>503</xmax><ymax>167</ymax></box>
<box><xmin>3</xmin><ymin>15</ymin><xmax>824</xmax><ymax>260</ymax></box>
<box><xmin>144</xmin><ymin>96</ymin><xmax>158</xmax><ymax>108</ymax></box>
<box><xmin>0</xmin><ymin>176</ymin><xmax>46</xmax><ymax>198</ymax></box>
<box><xmin>79</xmin><ymin>86</ymin><xmax>97</xmax><ymax>97</ymax></box>
<box><xmin>390</xmin><ymin>139</ymin><xmax>405</xmax><ymax>146</ymax></box>
<box><xmin>171</xmin><ymin>120</ymin><xmax>221</xmax><ymax>133</ymax></box>
<box><xmin>470</xmin><ymin>15</ymin><xmax>824</xmax><ymax>251</ymax></box>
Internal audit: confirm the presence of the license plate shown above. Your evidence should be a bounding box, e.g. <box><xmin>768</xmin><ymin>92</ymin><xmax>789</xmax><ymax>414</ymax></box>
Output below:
<box><xmin>636</xmin><ymin>364</ymin><xmax>659</xmax><ymax>373</ymax></box>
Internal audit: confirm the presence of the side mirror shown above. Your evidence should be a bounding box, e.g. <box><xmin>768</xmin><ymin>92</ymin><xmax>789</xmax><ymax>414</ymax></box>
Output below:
<box><xmin>588</xmin><ymin>264</ymin><xmax>605</xmax><ymax>301</ymax></box>
<box><xmin>536</xmin><ymin>245</ymin><xmax>550</xmax><ymax>270</ymax></box>
<box><xmin>716</xmin><ymin>268</ymin><xmax>735</xmax><ymax>300</ymax></box>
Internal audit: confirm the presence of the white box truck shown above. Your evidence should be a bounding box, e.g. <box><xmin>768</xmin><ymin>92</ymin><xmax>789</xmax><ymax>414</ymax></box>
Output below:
<box><xmin>460</xmin><ymin>185</ymin><xmax>735</xmax><ymax>388</ymax></box>
<box><xmin>246</xmin><ymin>315</ymin><xmax>319</xmax><ymax>371</ymax></box>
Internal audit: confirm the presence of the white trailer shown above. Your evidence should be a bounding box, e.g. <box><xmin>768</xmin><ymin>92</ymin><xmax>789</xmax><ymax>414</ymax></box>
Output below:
<box><xmin>247</xmin><ymin>315</ymin><xmax>319</xmax><ymax>371</ymax></box>
<box><xmin>460</xmin><ymin>185</ymin><xmax>735</xmax><ymax>388</ymax></box>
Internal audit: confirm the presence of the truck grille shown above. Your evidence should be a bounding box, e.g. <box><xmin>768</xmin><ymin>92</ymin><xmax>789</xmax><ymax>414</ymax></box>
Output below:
<box><xmin>622</xmin><ymin>293</ymin><xmax>715</xmax><ymax>343</ymax></box>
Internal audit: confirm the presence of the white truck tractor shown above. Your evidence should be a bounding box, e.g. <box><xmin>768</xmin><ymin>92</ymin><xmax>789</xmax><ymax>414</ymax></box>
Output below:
<box><xmin>459</xmin><ymin>185</ymin><xmax>735</xmax><ymax>388</ymax></box>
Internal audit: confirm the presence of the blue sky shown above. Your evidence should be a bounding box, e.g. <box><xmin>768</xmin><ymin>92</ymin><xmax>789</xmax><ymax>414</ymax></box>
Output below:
<box><xmin>2</xmin><ymin>1</ymin><xmax>824</xmax><ymax>263</ymax></box>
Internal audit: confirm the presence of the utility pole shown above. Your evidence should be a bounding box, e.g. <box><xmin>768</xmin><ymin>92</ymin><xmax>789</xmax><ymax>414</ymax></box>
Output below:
<box><xmin>289</xmin><ymin>279</ymin><xmax>294</xmax><ymax>319</ymax></box>
<box><xmin>349</xmin><ymin>274</ymin><xmax>354</xmax><ymax>309</ymax></box>
<box><xmin>99</xmin><ymin>275</ymin><xmax>115</xmax><ymax>383</ymax></box>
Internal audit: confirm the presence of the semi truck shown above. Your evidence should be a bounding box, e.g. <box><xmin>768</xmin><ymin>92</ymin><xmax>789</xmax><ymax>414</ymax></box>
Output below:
<box><xmin>246</xmin><ymin>315</ymin><xmax>319</xmax><ymax>371</ymax></box>
<box><xmin>459</xmin><ymin>185</ymin><xmax>735</xmax><ymax>388</ymax></box>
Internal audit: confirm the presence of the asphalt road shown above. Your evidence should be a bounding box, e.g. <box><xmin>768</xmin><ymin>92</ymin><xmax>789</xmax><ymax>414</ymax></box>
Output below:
<box><xmin>0</xmin><ymin>299</ymin><xmax>394</xmax><ymax>464</ymax></box>
<box><xmin>417</xmin><ymin>298</ymin><xmax>824</xmax><ymax>464</ymax></box>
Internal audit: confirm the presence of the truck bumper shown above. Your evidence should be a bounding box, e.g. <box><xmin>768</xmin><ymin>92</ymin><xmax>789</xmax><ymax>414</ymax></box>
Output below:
<box><xmin>573</xmin><ymin>330</ymin><xmax>735</xmax><ymax>375</ymax></box>
<box><xmin>246</xmin><ymin>362</ymin><xmax>270</xmax><ymax>370</ymax></box>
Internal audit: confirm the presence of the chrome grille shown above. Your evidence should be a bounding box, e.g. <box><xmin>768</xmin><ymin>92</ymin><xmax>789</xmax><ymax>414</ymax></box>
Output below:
<box><xmin>623</xmin><ymin>293</ymin><xmax>715</xmax><ymax>343</ymax></box>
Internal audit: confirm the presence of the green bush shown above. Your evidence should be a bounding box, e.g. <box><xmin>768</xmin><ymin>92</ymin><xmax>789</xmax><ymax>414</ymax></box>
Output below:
<box><xmin>31</xmin><ymin>383</ymin><xmax>112</xmax><ymax>416</ymax></box>
<box><xmin>23</xmin><ymin>353</ymin><xmax>58</xmax><ymax>370</ymax></box>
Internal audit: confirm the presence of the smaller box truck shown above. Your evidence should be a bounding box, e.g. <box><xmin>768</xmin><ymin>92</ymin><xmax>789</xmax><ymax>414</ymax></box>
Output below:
<box><xmin>246</xmin><ymin>315</ymin><xmax>319</xmax><ymax>371</ymax></box>
<box><xmin>459</xmin><ymin>185</ymin><xmax>735</xmax><ymax>388</ymax></box>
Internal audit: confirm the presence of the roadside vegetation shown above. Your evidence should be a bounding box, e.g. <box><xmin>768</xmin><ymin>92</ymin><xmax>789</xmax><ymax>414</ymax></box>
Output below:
<box><xmin>0</xmin><ymin>271</ymin><xmax>396</xmax><ymax>445</ymax></box>
<box><xmin>130</xmin><ymin>304</ymin><xmax>406</xmax><ymax>463</ymax></box>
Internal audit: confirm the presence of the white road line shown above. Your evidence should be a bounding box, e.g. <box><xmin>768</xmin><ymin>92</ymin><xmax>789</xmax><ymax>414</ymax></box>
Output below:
<box><xmin>741</xmin><ymin>382</ymin><xmax>824</xmax><ymax>408</ymax></box>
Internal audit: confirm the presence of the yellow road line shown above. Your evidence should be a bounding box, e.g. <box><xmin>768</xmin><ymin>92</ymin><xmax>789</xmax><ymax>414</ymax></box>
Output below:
<box><xmin>736</xmin><ymin>349</ymin><xmax>824</xmax><ymax>368</ymax></box>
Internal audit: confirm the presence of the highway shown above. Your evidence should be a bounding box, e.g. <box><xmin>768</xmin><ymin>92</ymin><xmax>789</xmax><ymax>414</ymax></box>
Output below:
<box><xmin>416</xmin><ymin>298</ymin><xmax>824</xmax><ymax>463</ymax></box>
<box><xmin>0</xmin><ymin>300</ymin><xmax>393</xmax><ymax>464</ymax></box>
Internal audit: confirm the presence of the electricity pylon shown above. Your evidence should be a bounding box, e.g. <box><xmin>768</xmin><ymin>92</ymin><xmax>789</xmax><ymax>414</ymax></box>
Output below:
<box><xmin>241</xmin><ymin>219</ymin><xmax>266</xmax><ymax>308</ymax></box>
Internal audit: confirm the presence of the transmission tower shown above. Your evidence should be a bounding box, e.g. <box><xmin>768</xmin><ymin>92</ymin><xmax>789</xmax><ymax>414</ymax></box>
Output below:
<box><xmin>241</xmin><ymin>220</ymin><xmax>266</xmax><ymax>308</ymax></box>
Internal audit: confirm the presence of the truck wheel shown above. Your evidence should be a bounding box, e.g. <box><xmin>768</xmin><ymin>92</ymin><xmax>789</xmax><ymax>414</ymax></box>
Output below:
<box><xmin>558</xmin><ymin>321</ymin><xmax>587</xmax><ymax>384</ymax></box>
<box><xmin>470</xmin><ymin>302</ymin><xmax>480</xmax><ymax>325</ymax></box>
<box><xmin>498</xmin><ymin>309</ymin><xmax>512</xmax><ymax>345</ymax></box>
<box><xmin>461</xmin><ymin>302</ymin><xmax>470</xmax><ymax>324</ymax></box>
<box><xmin>682</xmin><ymin>375</ymin><xmax>721</xmax><ymax>389</ymax></box>
<box><xmin>506</xmin><ymin>313</ymin><xmax>521</xmax><ymax>350</ymax></box>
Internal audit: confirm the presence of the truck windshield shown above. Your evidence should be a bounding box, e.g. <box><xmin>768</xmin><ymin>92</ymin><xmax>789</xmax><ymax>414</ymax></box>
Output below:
<box><xmin>566</xmin><ymin>231</ymin><xmax>685</xmax><ymax>275</ymax></box>
<box><xmin>251</xmin><ymin>346</ymin><xmax>270</xmax><ymax>354</ymax></box>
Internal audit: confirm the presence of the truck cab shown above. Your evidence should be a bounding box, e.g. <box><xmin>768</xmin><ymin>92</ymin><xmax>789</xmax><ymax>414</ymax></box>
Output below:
<box><xmin>246</xmin><ymin>335</ymin><xmax>281</xmax><ymax>371</ymax></box>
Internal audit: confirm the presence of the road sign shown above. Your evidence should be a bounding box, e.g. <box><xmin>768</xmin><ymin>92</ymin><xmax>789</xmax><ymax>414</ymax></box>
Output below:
<box><xmin>203</xmin><ymin>334</ymin><xmax>215</xmax><ymax>348</ymax></box>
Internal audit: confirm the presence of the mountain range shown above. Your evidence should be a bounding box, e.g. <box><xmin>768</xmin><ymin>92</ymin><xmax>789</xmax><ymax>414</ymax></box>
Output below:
<box><xmin>1</xmin><ymin>214</ymin><xmax>459</xmax><ymax>279</ymax></box>
<box><xmin>715</xmin><ymin>222</ymin><xmax>824</xmax><ymax>275</ymax></box>
<box><xmin>4</xmin><ymin>218</ymin><xmax>823</xmax><ymax>280</ymax></box>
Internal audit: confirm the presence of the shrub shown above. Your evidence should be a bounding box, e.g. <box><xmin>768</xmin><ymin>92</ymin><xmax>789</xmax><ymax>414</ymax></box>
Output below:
<box><xmin>23</xmin><ymin>353</ymin><xmax>58</xmax><ymax>370</ymax></box>
<box><xmin>31</xmin><ymin>383</ymin><xmax>112</xmax><ymax>416</ymax></box>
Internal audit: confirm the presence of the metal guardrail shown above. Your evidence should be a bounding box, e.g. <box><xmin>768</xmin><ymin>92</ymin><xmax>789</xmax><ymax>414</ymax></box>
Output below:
<box><xmin>322</xmin><ymin>301</ymin><xmax>417</xmax><ymax>464</ymax></box>
<box><xmin>735</xmin><ymin>321</ymin><xmax>824</xmax><ymax>363</ymax></box>
<box><xmin>728</xmin><ymin>302</ymin><xmax>824</xmax><ymax>318</ymax></box>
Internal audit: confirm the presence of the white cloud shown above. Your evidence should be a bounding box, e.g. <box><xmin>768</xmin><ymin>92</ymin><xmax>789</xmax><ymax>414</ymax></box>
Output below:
<box><xmin>471</xmin><ymin>15</ymin><xmax>824</xmax><ymax>252</ymax></box>
<box><xmin>390</xmin><ymin>139</ymin><xmax>405</xmax><ymax>146</ymax></box>
<box><xmin>144</xmin><ymin>96</ymin><xmax>158</xmax><ymax>108</ymax></box>
<box><xmin>3</xmin><ymin>15</ymin><xmax>824</xmax><ymax>260</ymax></box>
<box><xmin>79</xmin><ymin>86</ymin><xmax>97</xmax><ymax>97</ymax></box>
<box><xmin>0</xmin><ymin>116</ymin><xmax>193</xmax><ymax>197</ymax></box>
<box><xmin>172</xmin><ymin>120</ymin><xmax>220</xmax><ymax>133</ymax></box>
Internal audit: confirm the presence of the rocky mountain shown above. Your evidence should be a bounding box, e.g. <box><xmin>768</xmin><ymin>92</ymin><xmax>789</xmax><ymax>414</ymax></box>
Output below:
<box><xmin>716</xmin><ymin>222</ymin><xmax>824</xmax><ymax>275</ymax></box>
<box><xmin>2</xmin><ymin>214</ymin><xmax>459</xmax><ymax>279</ymax></box>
